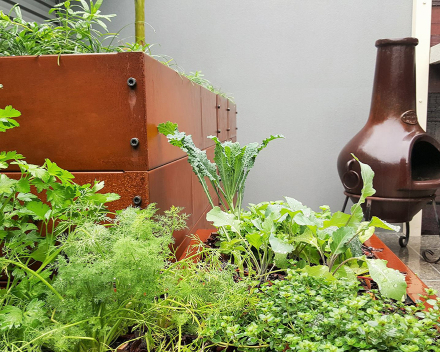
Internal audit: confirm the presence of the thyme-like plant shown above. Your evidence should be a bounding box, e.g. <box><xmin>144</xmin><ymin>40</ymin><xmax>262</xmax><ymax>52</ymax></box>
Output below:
<box><xmin>201</xmin><ymin>270</ymin><xmax>440</xmax><ymax>351</ymax></box>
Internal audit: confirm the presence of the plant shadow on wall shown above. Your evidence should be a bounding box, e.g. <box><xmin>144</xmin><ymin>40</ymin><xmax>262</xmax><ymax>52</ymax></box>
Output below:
<box><xmin>0</xmin><ymin>0</ymin><xmax>232</xmax><ymax>101</ymax></box>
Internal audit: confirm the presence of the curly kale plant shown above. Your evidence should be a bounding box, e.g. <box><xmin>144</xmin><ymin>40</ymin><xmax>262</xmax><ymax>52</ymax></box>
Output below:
<box><xmin>158</xmin><ymin>121</ymin><xmax>283</xmax><ymax>215</ymax></box>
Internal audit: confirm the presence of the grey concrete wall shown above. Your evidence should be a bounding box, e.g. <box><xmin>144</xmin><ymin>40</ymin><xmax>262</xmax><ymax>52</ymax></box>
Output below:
<box><xmin>101</xmin><ymin>0</ymin><xmax>412</xmax><ymax>212</ymax></box>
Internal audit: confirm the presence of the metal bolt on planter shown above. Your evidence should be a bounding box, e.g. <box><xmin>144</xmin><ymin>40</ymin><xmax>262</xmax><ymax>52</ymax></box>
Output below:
<box><xmin>130</xmin><ymin>138</ymin><xmax>139</xmax><ymax>147</ymax></box>
<box><xmin>217</xmin><ymin>105</ymin><xmax>221</xmax><ymax>109</ymax></box>
<box><xmin>133</xmin><ymin>196</ymin><xmax>142</xmax><ymax>206</ymax></box>
<box><xmin>127</xmin><ymin>77</ymin><xmax>137</xmax><ymax>87</ymax></box>
<box><xmin>227</xmin><ymin>108</ymin><xmax>231</xmax><ymax>111</ymax></box>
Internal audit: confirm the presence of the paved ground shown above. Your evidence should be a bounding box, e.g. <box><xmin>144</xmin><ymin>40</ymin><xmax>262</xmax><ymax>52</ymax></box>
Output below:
<box><xmin>376</xmin><ymin>231</ymin><xmax>440</xmax><ymax>292</ymax></box>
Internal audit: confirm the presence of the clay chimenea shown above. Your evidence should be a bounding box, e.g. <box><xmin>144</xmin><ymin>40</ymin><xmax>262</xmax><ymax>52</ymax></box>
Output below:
<box><xmin>337</xmin><ymin>37</ymin><xmax>440</xmax><ymax>249</ymax></box>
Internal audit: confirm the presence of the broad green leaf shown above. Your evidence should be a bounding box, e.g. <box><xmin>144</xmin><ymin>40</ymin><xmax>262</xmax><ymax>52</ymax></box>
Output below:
<box><xmin>293</xmin><ymin>213</ymin><xmax>316</xmax><ymax>227</ymax></box>
<box><xmin>323</xmin><ymin>211</ymin><xmax>350</xmax><ymax>228</ymax></box>
<box><xmin>333</xmin><ymin>265</ymin><xmax>357</xmax><ymax>283</ymax></box>
<box><xmin>0</xmin><ymin>174</ymin><xmax>16</xmax><ymax>194</ymax></box>
<box><xmin>274</xmin><ymin>252</ymin><xmax>289</xmax><ymax>269</ymax></box>
<box><xmin>347</xmin><ymin>155</ymin><xmax>376</xmax><ymax>227</ymax></box>
<box><xmin>0</xmin><ymin>105</ymin><xmax>21</xmax><ymax>132</ymax></box>
<box><xmin>45</xmin><ymin>159</ymin><xmax>74</xmax><ymax>184</ymax></box>
<box><xmin>158</xmin><ymin>121</ymin><xmax>178</xmax><ymax>137</ymax></box>
<box><xmin>261</xmin><ymin>212</ymin><xmax>277</xmax><ymax>233</ymax></box>
<box><xmin>285</xmin><ymin>197</ymin><xmax>310</xmax><ymax>215</ymax></box>
<box><xmin>366</xmin><ymin>259</ymin><xmax>407</xmax><ymax>301</ymax></box>
<box><xmin>358</xmin><ymin>225</ymin><xmax>375</xmax><ymax>243</ymax></box>
<box><xmin>26</xmin><ymin>201</ymin><xmax>51</xmax><ymax>220</ymax></box>
<box><xmin>269</xmin><ymin>234</ymin><xmax>294</xmax><ymax>254</ymax></box>
<box><xmin>301</xmin><ymin>265</ymin><xmax>336</xmax><ymax>282</ymax></box>
<box><xmin>0</xmin><ymin>150</ymin><xmax>24</xmax><ymax>162</ymax></box>
<box><xmin>292</xmin><ymin>228</ymin><xmax>321</xmax><ymax>253</ymax></box>
<box><xmin>16</xmin><ymin>178</ymin><xmax>30</xmax><ymax>193</ymax></box>
<box><xmin>368</xmin><ymin>217</ymin><xmax>400</xmax><ymax>232</ymax></box>
<box><xmin>246</xmin><ymin>232</ymin><xmax>263</xmax><ymax>250</ymax></box>
<box><xmin>206</xmin><ymin>206</ymin><xmax>241</xmax><ymax>233</ymax></box>
<box><xmin>330</xmin><ymin>227</ymin><xmax>356</xmax><ymax>256</ymax></box>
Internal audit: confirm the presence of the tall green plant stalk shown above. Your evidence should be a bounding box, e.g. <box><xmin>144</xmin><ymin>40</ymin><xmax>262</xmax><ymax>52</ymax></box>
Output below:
<box><xmin>134</xmin><ymin>0</ymin><xmax>146</xmax><ymax>45</ymax></box>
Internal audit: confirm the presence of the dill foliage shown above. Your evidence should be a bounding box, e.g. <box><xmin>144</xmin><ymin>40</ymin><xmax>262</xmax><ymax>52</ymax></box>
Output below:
<box><xmin>39</xmin><ymin>205</ymin><xmax>187</xmax><ymax>352</ymax></box>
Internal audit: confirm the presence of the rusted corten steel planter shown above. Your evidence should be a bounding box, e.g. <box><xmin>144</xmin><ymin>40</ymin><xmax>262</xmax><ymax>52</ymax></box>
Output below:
<box><xmin>0</xmin><ymin>52</ymin><xmax>237</xmax><ymax>252</ymax></box>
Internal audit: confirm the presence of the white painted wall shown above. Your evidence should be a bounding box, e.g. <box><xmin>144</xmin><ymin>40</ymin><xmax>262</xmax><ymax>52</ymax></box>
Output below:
<box><xmin>101</xmin><ymin>0</ymin><xmax>413</xmax><ymax>212</ymax></box>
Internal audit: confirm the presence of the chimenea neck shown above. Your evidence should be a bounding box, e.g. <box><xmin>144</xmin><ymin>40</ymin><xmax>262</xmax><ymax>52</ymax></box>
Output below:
<box><xmin>368</xmin><ymin>38</ymin><xmax>418</xmax><ymax>124</ymax></box>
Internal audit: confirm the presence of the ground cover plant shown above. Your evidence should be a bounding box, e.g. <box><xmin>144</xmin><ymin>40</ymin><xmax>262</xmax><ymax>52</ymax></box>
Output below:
<box><xmin>0</xmin><ymin>0</ymin><xmax>232</xmax><ymax>100</ymax></box>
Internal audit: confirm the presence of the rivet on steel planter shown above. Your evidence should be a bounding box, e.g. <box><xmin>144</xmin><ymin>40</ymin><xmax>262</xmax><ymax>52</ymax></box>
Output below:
<box><xmin>133</xmin><ymin>195</ymin><xmax>142</xmax><ymax>206</ymax></box>
<box><xmin>127</xmin><ymin>77</ymin><xmax>137</xmax><ymax>87</ymax></box>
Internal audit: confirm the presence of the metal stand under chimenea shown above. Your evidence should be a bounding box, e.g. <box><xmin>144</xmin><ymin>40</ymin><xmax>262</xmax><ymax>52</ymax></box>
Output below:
<box><xmin>341</xmin><ymin>193</ymin><xmax>440</xmax><ymax>263</ymax></box>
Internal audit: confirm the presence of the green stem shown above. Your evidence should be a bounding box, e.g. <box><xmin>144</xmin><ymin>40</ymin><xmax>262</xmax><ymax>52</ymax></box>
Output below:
<box><xmin>134</xmin><ymin>0</ymin><xmax>145</xmax><ymax>45</ymax></box>
<box><xmin>0</xmin><ymin>258</ymin><xmax>63</xmax><ymax>300</ymax></box>
<box><xmin>331</xmin><ymin>257</ymin><xmax>363</xmax><ymax>276</ymax></box>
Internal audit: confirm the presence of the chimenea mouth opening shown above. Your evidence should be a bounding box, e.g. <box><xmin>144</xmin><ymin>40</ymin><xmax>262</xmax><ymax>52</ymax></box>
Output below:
<box><xmin>411</xmin><ymin>141</ymin><xmax>440</xmax><ymax>181</ymax></box>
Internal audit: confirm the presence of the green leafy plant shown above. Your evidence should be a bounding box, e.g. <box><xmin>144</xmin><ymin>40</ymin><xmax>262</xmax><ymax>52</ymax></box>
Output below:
<box><xmin>4</xmin><ymin>205</ymin><xmax>187</xmax><ymax>352</ymax></box>
<box><xmin>0</xmin><ymin>1</ymin><xmax>232</xmax><ymax>100</ymax></box>
<box><xmin>0</xmin><ymin>99</ymin><xmax>120</xmax><ymax>351</ymax></box>
<box><xmin>158</xmin><ymin>121</ymin><xmax>283</xmax><ymax>215</ymax></box>
<box><xmin>206</xmin><ymin>156</ymin><xmax>407</xmax><ymax>300</ymax></box>
<box><xmin>201</xmin><ymin>269</ymin><xmax>440</xmax><ymax>351</ymax></box>
<box><xmin>134</xmin><ymin>246</ymin><xmax>254</xmax><ymax>351</ymax></box>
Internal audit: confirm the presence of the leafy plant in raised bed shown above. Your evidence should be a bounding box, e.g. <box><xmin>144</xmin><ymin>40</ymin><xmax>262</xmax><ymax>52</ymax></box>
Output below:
<box><xmin>207</xmin><ymin>155</ymin><xmax>406</xmax><ymax>299</ymax></box>
<box><xmin>159</xmin><ymin>123</ymin><xmax>406</xmax><ymax>299</ymax></box>
<box><xmin>0</xmin><ymin>0</ymin><xmax>232</xmax><ymax>100</ymax></box>
<box><xmin>34</xmin><ymin>205</ymin><xmax>188</xmax><ymax>352</ymax></box>
<box><xmin>200</xmin><ymin>269</ymin><xmax>440</xmax><ymax>351</ymax></box>
<box><xmin>0</xmin><ymin>99</ymin><xmax>121</xmax><ymax>350</ymax></box>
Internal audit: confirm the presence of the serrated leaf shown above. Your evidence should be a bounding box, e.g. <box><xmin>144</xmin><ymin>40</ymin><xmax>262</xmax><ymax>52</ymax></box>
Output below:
<box><xmin>0</xmin><ymin>174</ymin><xmax>17</xmax><ymax>194</ymax></box>
<box><xmin>158</xmin><ymin>121</ymin><xmax>178</xmax><ymax>136</ymax></box>
<box><xmin>16</xmin><ymin>178</ymin><xmax>30</xmax><ymax>193</ymax></box>
<box><xmin>274</xmin><ymin>252</ymin><xmax>289</xmax><ymax>269</ymax></box>
<box><xmin>0</xmin><ymin>305</ymin><xmax>23</xmax><ymax>331</ymax></box>
<box><xmin>366</xmin><ymin>259</ymin><xmax>407</xmax><ymax>300</ymax></box>
<box><xmin>26</xmin><ymin>201</ymin><xmax>51</xmax><ymax>220</ymax></box>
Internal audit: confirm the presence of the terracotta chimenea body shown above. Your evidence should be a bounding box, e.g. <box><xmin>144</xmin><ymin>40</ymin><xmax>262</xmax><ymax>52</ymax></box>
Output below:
<box><xmin>338</xmin><ymin>38</ymin><xmax>440</xmax><ymax>229</ymax></box>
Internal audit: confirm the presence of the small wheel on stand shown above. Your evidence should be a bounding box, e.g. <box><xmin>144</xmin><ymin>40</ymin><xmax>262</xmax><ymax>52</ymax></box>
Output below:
<box><xmin>398</xmin><ymin>222</ymin><xmax>410</xmax><ymax>248</ymax></box>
